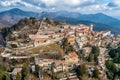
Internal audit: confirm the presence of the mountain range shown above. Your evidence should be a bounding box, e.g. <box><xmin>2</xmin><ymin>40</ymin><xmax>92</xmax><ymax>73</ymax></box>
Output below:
<box><xmin>0</xmin><ymin>8</ymin><xmax>120</xmax><ymax>34</ymax></box>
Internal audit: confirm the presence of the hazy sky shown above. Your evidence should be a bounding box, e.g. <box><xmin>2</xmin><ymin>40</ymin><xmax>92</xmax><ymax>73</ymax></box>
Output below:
<box><xmin>0</xmin><ymin>0</ymin><xmax>120</xmax><ymax>19</ymax></box>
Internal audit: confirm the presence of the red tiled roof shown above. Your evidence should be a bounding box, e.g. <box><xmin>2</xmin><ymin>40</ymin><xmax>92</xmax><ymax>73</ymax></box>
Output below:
<box><xmin>35</xmin><ymin>38</ymin><xmax>49</xmax><ymax>42</ymax></box>
<box><xmin>70</xmin><ymin>53</ymin><xmax>78</xmax><ymax>58</ymax></box>
<box><xmin>103</xmin><ymin>30</ymin><xmax>110</xmax><ymax>33</ymax></box>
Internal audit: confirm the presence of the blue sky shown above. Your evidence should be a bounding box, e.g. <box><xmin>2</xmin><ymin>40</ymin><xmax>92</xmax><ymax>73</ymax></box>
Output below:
<box><xmin>0</xmin><ymin>0</ymin><xmax>120</xmax><ymax>19</ymax></box>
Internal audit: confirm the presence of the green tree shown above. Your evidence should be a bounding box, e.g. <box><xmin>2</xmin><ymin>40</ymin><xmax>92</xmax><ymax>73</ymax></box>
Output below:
<box><xmin>109</xmin><ymin>46</ymin><xmax>120</xmax><ymax>63</ymax></box>
<box><xmin>63</xmin><ymin>38</ymin><xmax>68</xmax><ymax>49</ymax></box>
<box><xmin>88</xmin><ymin>53</ymin><xmax>94</xmax><ymax>62</ymax></box>
<box><xmin>75</xmin><ymin>64</ymin><xmax>86</xmax><ymax>76</ymax></box>
<box><xmin>21</xmin><ymin>63</ymin><xmax>29</xmax><ymax>80</ymax></box>
<box><xmin>91</xmin><ymin>46</ymin><xmax>100</xmax><ymax>61</ymax></box>
<box><xmin>0</xmin><ymin>70</ymin><xmax>4</xmax><ymax>80</ymax></box>
<box><xmin>93</xmin><ymin>68</ymin><xmax>99</xmax><ymax>78</ymax></box>
<box><xmin>92</xmin><ymin>46</ymin><xmax>100</xmax><ymax>56</ymax></box>
<box><xmin>11</xmin><ymin>44</ymin><xmax>18</xmax><ymax>48</ymax></box>
<box><xmin>114</xmin><ymin>52</ymin><xmax>120</xmax><ymax>63</ymax></box>
<box><xmin>0</xmin><ymin>71</ymin><xmax>10</xmax><ymax>80</ymax></box>
<box><xmin>62</xmin><ymin>38</ymin><xmax>74</xmax><ymax>53</ymax></box>
<box><xmin>34</xmin><ymin>65</ymin><xmax>40</xmax><ymax>77</ymax></box>
<box><xmin>5</xmin><ymin>73</ymin><xmax>11</xmax><ymax>80</ymax></box>
<box><xmin>106</xmin><ymin>71</ymin><xmax>113</xmax><ymax>79</ymax></box>
<box><xmin>106</xmin><ymin>43</ymin><xmax>111</xmax><ymax>49</ymax></box>
<box><xmin>0</xmin><ymin>63</ymin><xmax>9</xmax><ymax>80</ymax></box>
<box><xmin>16</xmin><ymin>73</ymin><xmax>22</xmax><ymax>80</ymax></box>
<box><xmin>105</xmin><ymin>60</ymin><xmax>117</xmax><ymax>73</ymax></box>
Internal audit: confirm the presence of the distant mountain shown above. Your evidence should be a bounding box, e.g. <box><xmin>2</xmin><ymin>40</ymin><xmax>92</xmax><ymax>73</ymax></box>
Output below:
<box><xmin>0</xmin><ymin>8</ymin><xmax>120</xmax><ymax>34</ymax></box>
<box><xmin>39</xmin><ymin>11</ymin><xmax>120</xmax><ymax>34</ymax></box>
<box><xmin>40</xmin><ymin>11</ymin><xmax>120</xmax><ymax>27</ymax></box>
<box><xmin>0</xmin><ymin>8</ymin><xmax>39</xmax><ymax>27</ymax></box>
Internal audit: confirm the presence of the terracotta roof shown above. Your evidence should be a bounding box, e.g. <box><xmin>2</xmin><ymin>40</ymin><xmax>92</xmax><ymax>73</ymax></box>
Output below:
<box><xmin>70</xmin><ymin>53</ymin><xmax>78</xmax><ymax>58</ymax></box>
<box><xmin>103</xmin><ymin>30</ymin><xmax>110</xmax><ymax>33</ymax></box>
<box><xmin>35</xmin><ymin>38</ymin><xmax>49</xmax><ymax>42</ymax></box>
<box><xmin>55</xmin><ymin>60</ymin><xmax>64</xmax><ymax>65</ymax></box>
<box><xmin>67</xmin><ymin>35</ymin><xmax>75</xmax><ymax>39</ymax></box>
<box><xmin>77</xmin><ymin>30</ymin><xmax>84</xmax><ymax>33</ymax></box>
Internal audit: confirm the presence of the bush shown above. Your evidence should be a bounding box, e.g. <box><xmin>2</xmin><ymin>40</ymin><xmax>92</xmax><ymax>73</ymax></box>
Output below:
<box><xmin>11</xmin><ymin>44</ymin><xmax>18</xmax><ymax>48</ymax></box>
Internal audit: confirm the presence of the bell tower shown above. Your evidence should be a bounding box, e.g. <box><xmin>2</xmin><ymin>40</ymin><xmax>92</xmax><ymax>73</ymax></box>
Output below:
<box><xmin>90</xmin><ymin>24</ymin><xmax>93</xmax><ymax>31</ymax></box>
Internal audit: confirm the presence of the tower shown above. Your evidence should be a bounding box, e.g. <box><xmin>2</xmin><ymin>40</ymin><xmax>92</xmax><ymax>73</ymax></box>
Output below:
<box><xmin>90</xmin><ymin>24</ymin><xmax>93</xmax><ymax>31</ymax></box>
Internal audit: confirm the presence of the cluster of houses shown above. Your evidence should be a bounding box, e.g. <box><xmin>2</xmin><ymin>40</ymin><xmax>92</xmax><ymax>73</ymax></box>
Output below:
<box><xmin>111</xmin><ymin>35</ymin><xmax>120</xmax><ymax>46</ymax></box>
<box><xmin>97</xmin><ymin>48</ymin><xmax>107</xmax><ymax>80</ymax></box>
<box><xmin>7</xmin><ymin>52</ymin><xmax>79</xmax><ymax>80</ymax></box>
<box><xmin>1</xmin><ymin>19</ymin><xmax>120</xmax><ymax>80</ymax></box>
<box><xmin>62</xmin><ymin>24</ymin><xmax>111</xmax><ymax>48</ymax></box>
<box><xmin>28</xmin><ymin>22</ymin><xmax>112</xmax><ymax>49</ymax></box>
<box><xmin>34</xmin><ymin>52</ymin><xmax>80</xmax><ymax>79</ymax></box>
<box><xmin>35</xmin><ymin>52</ymin><xmax>79</xmax><ymax>70</ymax></box>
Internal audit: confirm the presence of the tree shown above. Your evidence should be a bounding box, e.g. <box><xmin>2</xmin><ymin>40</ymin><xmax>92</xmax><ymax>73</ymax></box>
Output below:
<box><xmin>21</xmin><ymin>63</ymin><xmax>29</xmax><ymax>80</ymax></box>
<box><xmin>109</xmin><ymin>47</ymin><xmax>120</xmax><ymax>63</ymax></box>
<box><xmin>91</xmin><ymin>46</ymin><xmax>100</xmax><ymax>61</ymax></box>
<box><xmin>11</xmin><ymin>44</ymin><xmax>18</xmax><ymax>48</ymax></box>
<box><xmin>5</xmin><ymin>73</ymin><xmax>11</xmax><ymax>80</ymax></box>
<box><xmin>109</xmin><ymin>49</ymin><xmax>116</xmax><ymax>58</ymax></box>
<box><xmin>30</xmin><ymin>17</ymin><xmax>36</xmax><ymax>20</ymax></box>
<box><xmin>93</xmin><ymin>68</ymin><xmax>99</xmax><ymax>78</ymax></box>
<box><xmin>106</xmin><ymin>43</ymin><xmax>111</xmax><ymax>49</ymax></box>
<box><xmin>50</xmin><ymin>62</ymin><xmax>57</xmax><ymax>80</ymax></box>
<box><xmin>16</xmin><ymin>73</ymin><xmax>22</xmax><ymax>80</ymax></box>
<box><xmin>88</xmin><ymin>53</ymin><xmax>94</xmax><ymax>62</ymax></box>
<box><xmin>75</xmin><ymin>64</ymin><xmax>86</xmax><ymax>77</ymax></box>
<box><xmin>67</xmin><ymin>45</ymin><xmax>74</xmax><ymax>52</ymax></box>
<box><xmin>1</xmin><ymin>27</ymin><xmax>10</xmax><ymax>38</ymax></box>
<box><xmin>63</xmin><ymin>38</ymin><xmax>68</xmax><ymax>49</ymax></box>
<box><xmin>0</xmin><ymin>63</ymin><xmax>6</xmax><ymax>71</ymax></box>
<box><xmin>0</xmin><ymin>70</ymin><xmax>4</xmax><ymax>80</ymax></box>
<box><xmin>45</xmin><ymin>18</ymin><xmax>53</xmax><ymax>25</ymax></box>
<box><xmin>106</xmin><ymin>71</ymin><xmax>113</xmax><ymax>79</ymax></box>
<box><xmin>0</xmin><ymin>71</ymin><xmax>10</xmax><ymax>80</ymax></box>
<box><xmin>105</xmin><ymin>60</ymin><xmax>117</xmax><ymax>73</ymax></box>
<box><xmin>34</xmin><ymin>65</ymin><xmax>40</xmax><ymax>77</ymax></box>
<box><xmin>114</xmin><ymin>52</ymin><xmax>120</xmax><ymax>63</ymax></box>
<box><xmin>62</xmin><ymin>38</ymin><xmax>74</xmax><ymax>53</ymax></box>
<box><xmin>92</xmin><ymin>46</ymin><xmax>100</xmax><ymax>56</ymax></box>
<box><xmin>0</xmin><ymin>63</ymin><xmax>9</xmax><ymax>80</ymax></box>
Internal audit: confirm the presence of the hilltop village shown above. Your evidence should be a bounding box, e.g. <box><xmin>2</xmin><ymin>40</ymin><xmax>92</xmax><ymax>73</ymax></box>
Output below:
<box><xmin>0</xmin><ymin>18</ymin><xmax>120</xmax><ymax>80</ymax></box>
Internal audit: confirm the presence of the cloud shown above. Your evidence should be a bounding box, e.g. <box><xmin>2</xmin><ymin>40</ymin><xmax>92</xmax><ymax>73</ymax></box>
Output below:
<box><xmin>108</xmin><ymin>0</ymin><xmax>120</xmax><ymax>8</ymax></box>
<box><xmin>0</xmin><ymin>0</ymin><xmax>110</xmax><ymax>11</ymax></box>
<box><xmin>75</xmin><ymin>3</ymin><xmax>111</xmax><ymax>12</ymax></box>
<box><xmin>112</xmin><ymin>0</ymin><xmax>120</xmax><ymax>6</ymax></box>
<box><xmin>23</xmin><ymin>0</ymin><xmax>97</xmax><ymax>8</ymax></box>
<box><xmin>0</xmin><ymin>0</ymin><xmax>41</xmax><ymax>10</ymax></box>
<box><xmin>27</xmin><ymin>0</ymin><xmax>105</xmax><ymax>12</ymax></box>
<box><xmin>0</xmin><ymin>0</ymin><xmax>20</xmax><ymax>7</ymax></box>
<box><xmin>28</xmin><ymin>0</ymin><xmax>112</xmax><ymax>12</ymax></box>
<box><xmin>40</xmin><ymin>0</ymin><xmax>57</xmax><ymax>6</ymax></box>
<box><xmin>20</xmin><ymin>1</ymin><xmax>41</xmax><ymax>9</ymax></box>
<box><xmin>38</xmin><ymin>0</ymin><xmax>97</xmax><ymax>7</ymax></box>
<box><xmin>108</xmin><ymin>3</ymin><xmax>117</xmax><ymax>7</ymax></box>
<box><xmin>0</xmin><ymin>0</ymin><xmax>120</xmax><ymax>13</ymax></box>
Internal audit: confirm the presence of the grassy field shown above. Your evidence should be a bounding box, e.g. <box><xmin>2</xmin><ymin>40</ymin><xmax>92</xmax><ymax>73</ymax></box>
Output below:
<box><xmin>27</xmin><ymin>43</ymin><xmax>65</xmax><ymax>58</ymax></box>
